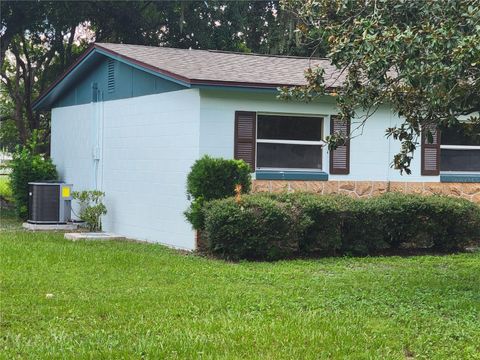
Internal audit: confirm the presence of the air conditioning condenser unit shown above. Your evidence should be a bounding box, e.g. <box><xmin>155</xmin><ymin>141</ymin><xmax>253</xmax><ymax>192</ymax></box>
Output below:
<box><xmin>28</xmin><ymin>182</ymin><xmax>73</xmax><ymax>224</ymax></box>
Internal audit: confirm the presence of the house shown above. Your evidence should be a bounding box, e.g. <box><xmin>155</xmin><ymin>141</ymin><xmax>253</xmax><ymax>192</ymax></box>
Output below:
<box><xmin>33</xmin><ymin>43</ymin><xmax>480</xmax><ymax>250</ymax></box>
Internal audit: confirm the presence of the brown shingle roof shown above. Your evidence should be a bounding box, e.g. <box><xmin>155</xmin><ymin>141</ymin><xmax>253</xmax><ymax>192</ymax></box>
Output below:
<box><xmin>33</xmin><ymin>43</ymin><xmax>345</xmax><ymax>110</ymax></box>
<box><xmin>96</xmin><ymin>43</ymin><xmax>344</xmax><ymax>88</ymax></box>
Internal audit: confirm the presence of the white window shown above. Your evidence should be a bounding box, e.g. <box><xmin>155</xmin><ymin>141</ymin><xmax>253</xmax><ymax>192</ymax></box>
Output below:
<box><xmin>441</xmin><ymin>122</ymin><xmax>480</xmax><ymax>173</ymax></box>
<box><xmin>256</xmin><ymin>114</ymin><xmax>324</xmax><ymax>171</ymax></box>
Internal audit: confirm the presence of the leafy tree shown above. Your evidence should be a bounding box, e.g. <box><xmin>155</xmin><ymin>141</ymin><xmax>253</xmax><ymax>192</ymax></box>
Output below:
<box><xmin>1</xmin><ymin>1</ymin><xmax>317</xmax><ymax>152</ymax></box>
<box><xmin>150</xmin><ymin>1</ymin><xmax>319</xmax><ymax>55</ymax></box>
<box><xmin>0</xmin><ymin>81</ymin><xmax>19</xmax><ymax>152</ymax></box>
<box><xmin>281</xmin><ymin>0</ymin><xmax>480</xmax><ymax>173</ymax></box>
<box><xmin>0</xmin><ymin>119</ymin><xmax>18</xmax><ymax>153</ymax></box>
<box><xmin>1</xmin><ymin>1</ymin><xmax>91</xmax><ymax>148</ymax></box>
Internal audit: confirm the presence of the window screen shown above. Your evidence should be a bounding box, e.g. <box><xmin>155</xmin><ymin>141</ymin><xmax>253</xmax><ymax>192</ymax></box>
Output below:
<box><xmin>440</xmin><ymin>122</ymin><xmax>480</xmax><ymax>172</ymax></box>
<box><xmin>256</xmin><ymin>115</ymin><xmax>323</xmax><ymax>170</ymax></box>
<box><xmin>442</xmin><ymin>122</ymin><xmax>480</xmax><ymax>146</ymax></box>
<box><xmin>441</xmin><ymin>149</ymin><xmax>480</xmax><ymax>172</ymax></box>
<box><xmin>257</xmin><ymin>115</ymin><xmax>322</xmax><ymax>141</ymax></box>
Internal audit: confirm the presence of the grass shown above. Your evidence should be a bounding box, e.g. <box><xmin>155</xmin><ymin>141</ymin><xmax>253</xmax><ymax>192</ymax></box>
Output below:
<box><xmin>1</xmin><ymin>214</ymin><xmax>479</xmax><ymax>359</ymax></box>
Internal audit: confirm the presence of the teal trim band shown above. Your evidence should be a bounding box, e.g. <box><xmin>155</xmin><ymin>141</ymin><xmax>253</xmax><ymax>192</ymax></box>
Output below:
<box><xmin>193</xmin><ymin>84</ymin><xmax>279</xmax><ymax>94</ymax></box>
<box><xmin>256</xmin><ymin>170</ymin><xmax>329</xmax><ymax>181</ymax></box>
<box><xmin>440</xmin><ymin>174</ymin><xmax>480</xmax><ymax>183</ymax></box>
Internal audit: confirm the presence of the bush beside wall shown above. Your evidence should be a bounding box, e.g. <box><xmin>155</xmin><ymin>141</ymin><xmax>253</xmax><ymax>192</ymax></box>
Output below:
<box><xmin>203</xmin><ymin>193</ymin><xmax>480</xmax><ymax>260</ymax></box>
<box><xmin>203</xmin><ymin>196</ymin><xmax>307</xmax><ymax>260</ymax></box>
<box><xmin>266</xmin><ymin>193</ymin><xmax>355</xmax><ymax>254</ymax></box>
<box><xmin>9</xmin><ymin>146</ymin><xmax>57</xmax><ymax>219</ymax></box>
<box><xmin>185</xmin><ymin>156</ymin><xmax>251</xmax><ymax>230</ymax></box>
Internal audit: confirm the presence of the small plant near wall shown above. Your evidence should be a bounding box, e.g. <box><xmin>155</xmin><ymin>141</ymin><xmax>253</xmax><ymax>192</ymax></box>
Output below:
<box><xmin>72</xmin><ymin>190</ymin><xmax>107</xmax><ymax>232</ymax></box>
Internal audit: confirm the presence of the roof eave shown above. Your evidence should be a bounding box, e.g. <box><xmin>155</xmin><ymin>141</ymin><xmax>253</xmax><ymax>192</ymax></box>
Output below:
<box><xmin>33</xmin><ymin>44</ymin><xmax>193</xmax><ymax>111</ymax></box>
<box><xmin>33</xmin><ymin>44</ymin><xmax>97</xmax><ymax>110</ymax></box>
<box><xmin>33</xmin><ymin>43</ymin><xmax>339</xmax><ymax>111</ymax></box>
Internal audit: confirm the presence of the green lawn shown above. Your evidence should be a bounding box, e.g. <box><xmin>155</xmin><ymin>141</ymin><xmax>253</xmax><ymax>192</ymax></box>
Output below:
<box><xmin>1</xmin><ymin>215</ymin><xmax>479</xmax><ymax>359</ymax></box>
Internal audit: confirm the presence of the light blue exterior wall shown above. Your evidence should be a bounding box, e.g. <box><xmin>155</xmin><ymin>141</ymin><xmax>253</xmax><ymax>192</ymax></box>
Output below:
<box><xmin>198</xmin><ymin>90</ymin><xmax>333</xmax><ymax>170</ymax></box>
<box><xmin>51</xmin><ymin>89</ymin><xmax>201</xmax><ymax>249</ymax></box>
<box><xmin>198</xmin><ymin>89</ymin><xmax>437</xmax><ymax>182</ymax></box>
<box><xmin>51</xmin><ymin>103</ymin><xmax>95</xmax><ymax>191</ymax></box>
<box><xmin>54</xmin><ymin>57</ymin><xmax>184</xmax><ymax>108</ymax></box>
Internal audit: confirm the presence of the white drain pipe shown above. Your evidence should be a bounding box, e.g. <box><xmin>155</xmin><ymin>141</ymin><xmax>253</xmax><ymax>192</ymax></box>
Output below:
<box><xmin>92</xmin><ymin>83</ymin><xmax>103</xmax><ymax>191</ymax></box>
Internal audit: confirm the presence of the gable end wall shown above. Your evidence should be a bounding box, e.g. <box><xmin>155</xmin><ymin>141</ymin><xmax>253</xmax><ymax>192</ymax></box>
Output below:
<box><xmin>54</xmin><ymin>57</ymin><xmax>184</xmax><ymax>108</ymax></box>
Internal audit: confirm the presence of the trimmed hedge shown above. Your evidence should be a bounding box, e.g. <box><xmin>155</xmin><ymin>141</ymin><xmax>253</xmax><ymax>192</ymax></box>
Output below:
<box><xmin>203</xmin><ymin>195</ymin><xmax>307</xmax><ymax>260</ymax></box>
<box><xmin>265</xmin><ymin>193</ymin><xmax>355</xmax><ymax>254</ymax></box>
<box><xmin>203</xmin><ymin>193</ymin><xmax>480</xmax><ymax>260</ymax></box>
<box><xmin>185</xmin><ymin>156</ymin><xmax>251</xmax><ymax>230</ymax></box>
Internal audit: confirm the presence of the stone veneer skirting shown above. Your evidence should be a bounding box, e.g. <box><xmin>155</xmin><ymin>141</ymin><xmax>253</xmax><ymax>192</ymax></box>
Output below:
<box><xmin>252</xmin><ymin>180</ymin><xmax>480</xmax><ymax>203</ymax></box>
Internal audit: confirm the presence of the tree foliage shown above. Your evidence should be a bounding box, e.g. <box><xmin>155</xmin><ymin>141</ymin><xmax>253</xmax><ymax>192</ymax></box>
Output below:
<box><xmin>1</xmin><ymin>1</ymin><xmax>321</xmax><ymax>152</ymax></box>
<box><xmin>1</xmin><ymin>1</ymin><xmax>91</xmax><ymax>150</ymax></box>
<box><xmin>281</xmin><ymin>0</ymin><xmax>480</xmax><ymax>173</ymax></box>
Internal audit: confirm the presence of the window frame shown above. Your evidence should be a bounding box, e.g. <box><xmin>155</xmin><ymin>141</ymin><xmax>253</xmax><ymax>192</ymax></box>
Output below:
<box><xmin>440</xmin><ymin>121</ymin><xmax>480</xmax><ymax>174</ymax></box>
<box><xmin>255</xmin><ymin>112</ymin><xmax>326</xmax><ymax>172</ymax></box>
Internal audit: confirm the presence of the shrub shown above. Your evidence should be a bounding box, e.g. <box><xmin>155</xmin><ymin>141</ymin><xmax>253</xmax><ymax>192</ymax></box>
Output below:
<box><xmin>185</xmin><ymin>155</ymin><xmax>252</xmax><ymax>230</ymax></box>
<box><xmin>72</xmin><ymin>190</ymin><xmax>107</xmax><ymax>232</ymax></box>
<box><xmin>268</xmin><ymin>193</ymin><xmax>354</xmax><ymax>254</ymax></box>
<box><xmin>364</xmin><ymin>193</ymin><xmax>480</xmax><ymax>251</ymax></box>
<box><xmin>0</xmin><ymin>176</ymin><xmax>13</xmax><ymax>203</ymax></box>
<box><xmin>423</xmin><ymin>195</ymin><xmax>480</xmax><ymax>251</ymax></box>
<box><xmin>341</xmin><ymin>199</ymin><xmax>388</xmax><ymax>255</ymax></box>
<box><xmin>366</xmin><ymin>193</ymin><xmax>433</xmax><ymax>249</ymax></box>
<box><xmin>202</xmin><ymin>192</ymin><xmax>480</xmax><ymax>260</ymax></box>
<box><xmin>9</xmin><ymin>137</ymin><xmax>57</xmax><ymax>219</ymax></box>
<box><xmin>204</xmin><ymin>195</ymin><xmax>308</xmax><ymax>260</ymax></box>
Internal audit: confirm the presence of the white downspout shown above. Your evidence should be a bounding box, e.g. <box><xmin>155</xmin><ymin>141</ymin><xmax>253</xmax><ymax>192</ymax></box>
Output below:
<box><xmin>92</xmin><ymin>85</ymin><xmax>101</xmax><ymax>190</ymax></box>
<box><xmin>99</xmin><ymin>91</ymin><xmax>105</xmax><ymax>191</ymax></box>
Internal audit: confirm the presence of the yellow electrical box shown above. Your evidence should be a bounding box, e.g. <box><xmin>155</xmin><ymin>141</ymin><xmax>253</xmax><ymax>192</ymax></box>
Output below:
<box><xmin>62</xmin><ymin>186</ymin><xmax>71</xmax><ymax>198</ymax></box>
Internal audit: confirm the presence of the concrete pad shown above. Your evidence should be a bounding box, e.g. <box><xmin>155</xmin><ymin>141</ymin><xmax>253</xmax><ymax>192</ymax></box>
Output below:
<box><xmin>23</xmin><ymin>222</ymin><xmax>79</xmax><ymax>231</ymax></box>
<box><xmin>64</xmin><ymin>232</ymin><xmax>126</xmax><ymax>241</ymax></box>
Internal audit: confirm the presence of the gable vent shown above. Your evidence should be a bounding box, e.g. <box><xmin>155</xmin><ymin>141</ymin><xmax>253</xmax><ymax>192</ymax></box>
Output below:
<box><xmin>107</xmin><ymin>59</ymin><xmax>115</xmax><ymax>93</ymax></box>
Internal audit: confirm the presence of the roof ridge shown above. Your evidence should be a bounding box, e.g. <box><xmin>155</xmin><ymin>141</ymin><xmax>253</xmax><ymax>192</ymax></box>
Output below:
<box><xmin>96</xmin><ymin>42</ymin><xmax>211</xmax><ymax>54</ymax></box>
<box><xmin>95</xmin><ymin>42</ymin><xmax>330</xmax><ymax>61</ymax></box>
<box><xmin>207</xmin><ymin>49</ymin><xmax>330</xmax><ymax>61</ymax></box>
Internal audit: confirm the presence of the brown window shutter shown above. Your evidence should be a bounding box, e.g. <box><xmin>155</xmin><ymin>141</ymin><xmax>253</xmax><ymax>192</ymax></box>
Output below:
<box><xmin>329</xmin><ymin>115</ymin><xmax>350</xmax><ymax>174</ymax></box>
<box><xmin>234</xmin><ymin>111</ymin><xmax>256</xmax><ymax>170</ymax></box>
<box><xmin>421</xmin><ymin>125</ymin><xmax>441</xmax><ymax>175</ymax></box>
